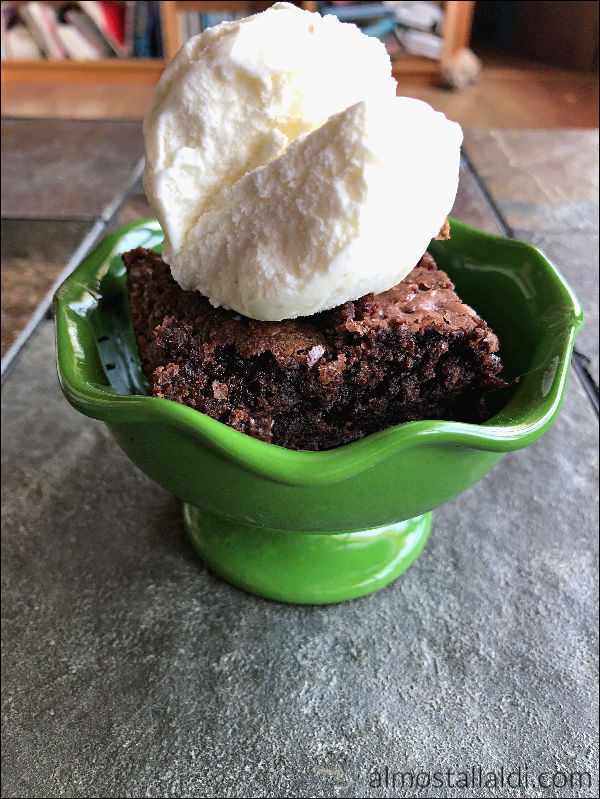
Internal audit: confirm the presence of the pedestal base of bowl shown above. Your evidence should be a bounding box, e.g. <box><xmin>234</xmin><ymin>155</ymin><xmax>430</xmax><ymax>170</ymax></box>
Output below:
<box><xmin>183</xmin><ymin>504</ymin><xmax>432</xmax><ymax>604</ymax></box>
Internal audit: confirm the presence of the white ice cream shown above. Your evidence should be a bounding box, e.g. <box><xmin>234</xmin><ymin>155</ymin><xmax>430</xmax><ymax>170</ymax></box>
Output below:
<box><xmin>144</xmin><ymin>2</ymin><xmax>396</xmax><ymax>253</ymax></box>
<box><xmin>143</xmin><ymin>2</ymin><xmax>463</xmax><ymax>320</ymax></box>
<box><xmin>167</xmin><ymin>98</ymin><xmax>462</xmax><ymax>319</ymax></box>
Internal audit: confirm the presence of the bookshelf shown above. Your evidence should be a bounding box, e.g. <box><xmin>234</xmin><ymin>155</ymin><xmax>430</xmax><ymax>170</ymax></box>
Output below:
<box><xmin>1</xmin><ymin>1</ymin><xmax>474</xmax><ymax>85</ymax></box>
<box><xmin>161</xmin><ymin>2</ymin><xmax>297</xmax><ymax>62</ymax></box>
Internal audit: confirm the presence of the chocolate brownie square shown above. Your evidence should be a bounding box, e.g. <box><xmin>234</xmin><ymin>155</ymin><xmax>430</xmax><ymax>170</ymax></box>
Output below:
<box><xmin>123</xmin><ymin>247</ymin><xmax>504</xmax><ymax>451</ymax></box>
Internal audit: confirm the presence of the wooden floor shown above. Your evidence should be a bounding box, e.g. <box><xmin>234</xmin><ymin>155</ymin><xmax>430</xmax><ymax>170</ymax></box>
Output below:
<box><xmin>401</xmin><ymin>60</ymin><xmax>599</xmax><ymax>128</ymax></box>
<box><xmin>2</xmin><ymin>55</ymin><xmax>598</xmax><ymax>127</ymax></box>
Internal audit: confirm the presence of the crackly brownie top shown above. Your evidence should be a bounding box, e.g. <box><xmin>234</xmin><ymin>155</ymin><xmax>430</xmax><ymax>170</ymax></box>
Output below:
<box><xmin>123</xmin><ymin>247</ymin><xmax>499</xmax><ymax>371</ymax></box>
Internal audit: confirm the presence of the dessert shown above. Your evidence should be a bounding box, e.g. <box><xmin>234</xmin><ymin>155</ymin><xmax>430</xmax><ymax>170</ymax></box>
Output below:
<box><xmin>142</xmin><ymin>2</ymin><xmax>463</xmax><ymax>320</ymax></box>
<box><xmin>156</xmin><ymin>98</ymin><xmax>462</xmax><ymax>321</ymax></box>
<box><xmin>143</xmin><ymin>2</ymin><xmax>396</xmax><ymax>257</ymax></box>
<box><xmin>126</xmin><ymin>2</ymin><xmax>505</xmax><ymax>451</ymax></box>
<box><xmin>124</xmin><ymin>247</ymin><xmax>504</xmax><ymax>451</ymax></box>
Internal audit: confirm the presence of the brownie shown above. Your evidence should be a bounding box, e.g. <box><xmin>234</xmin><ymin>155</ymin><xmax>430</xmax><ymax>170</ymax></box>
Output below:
<box><xmin>123</xmin><ymin>247</ymin><xmax>505</xmax><ymax>451</ymax></box>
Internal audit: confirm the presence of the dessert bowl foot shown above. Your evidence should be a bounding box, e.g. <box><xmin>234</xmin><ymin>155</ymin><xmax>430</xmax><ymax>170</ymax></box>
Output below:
<box><xmin>183</xmin><ymin>504</ymin><xmax>432</xmax><ymax>604</ymax></box>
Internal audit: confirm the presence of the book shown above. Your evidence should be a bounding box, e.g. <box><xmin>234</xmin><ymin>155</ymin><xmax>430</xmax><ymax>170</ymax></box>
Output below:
<box><xmin>360</xmin><ymin>15</ymin><xmax>396</xmax><ymax>38</ymax></box>
<box><xmin>147</xmin><ymin>0</ymin><xmax>162</xmax><ymax>57</ymax></box>
<box><xmin>380</xmin><ymin>30</ymin><xmax>403</xmax><ymax>60</ymax></box>
<box><xmin>124</xmin><ymin>0</ymin><xmax>136</xmax><ymax>55</ymax></box>
<box><xmin>78</xmin><ymin>0</ymin><xmax>127</xmax><ymax>55</ymax></box>
<box><xmin>20</xmin><ymin>2</ymin><xmax>66</xmax><ymax>59</ymax></box>
<box><xmin>178</xmin><ymin>6</ymin><xmax>188</xmax><ymax>45</ymax></box>
<box><xmin>200</xmin><ymin>10</ymin><xmax>248</xmax><ymax>31</ymax></box>
<box><xmin>384</xmin><ymin>1</ymin><xmax>444</xmax><ymax>34</ymax></box>
<box><xmin>55</xmin><ymin>21</ymin><xmax>102</xmax><ymax>59</ymax></box>
<box><xmin>0</xmin><ymin>2</ymin><xmax>11</xmax><ymax>58</ymax></box>
<box><xmin>395</xmin><ymin>26</ymin><xmax>442</xmax><ymax>59</ymax></box>
<box><xmin>182</xmin><ymin>12</ymin><xmax>202</xmax><ymax>40</ymax></box>
<box><xmin>61</xmin><ymin>7</ymin><xmax>114</xmax><ymax>57</ymax></box>
<box><xmin>132</xmin><ymin>0</ymin><xmax>149</xmax><ymax>57</ymax></box>
<box><xmin>98</xmin><ymin>1</ymin><xmax>126</xmax><ymax>49</ymax></box>
<box><xmin>1</xmin><ymin>3</ymin><xmax>44</xmax><ymax>60</ymax></box>
<box><xmin>320</xmin><ymin>3</ymin><xmax>392</xmax><ymax>22</ymax></box>
<box><xmin>3</xmin><ymin>25</ymin><xmax>44</xmax><ymax>58</ymax></box>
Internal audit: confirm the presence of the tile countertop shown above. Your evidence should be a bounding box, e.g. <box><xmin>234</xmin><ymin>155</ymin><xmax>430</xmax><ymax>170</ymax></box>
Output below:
<box><xmin>1</xmin><ymin>119</ymin><xmax>144</xmax><ymax>361</ymax></box>
<box><xmin>1</xmin><ymin>123</ymin><xmax>599</xmax><ymax>799</ymax></box>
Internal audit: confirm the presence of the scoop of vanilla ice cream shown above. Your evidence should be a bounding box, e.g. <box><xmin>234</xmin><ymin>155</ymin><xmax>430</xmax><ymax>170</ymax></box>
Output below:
<box><xmin>166</xmin><ymin>98</ymin><xmax>463</xmax><ymax>320</ymax></box>
<box><xmin>143</xmin><ymin>1</ymin><xmax>397</xmax><ymax>253</ymax></box>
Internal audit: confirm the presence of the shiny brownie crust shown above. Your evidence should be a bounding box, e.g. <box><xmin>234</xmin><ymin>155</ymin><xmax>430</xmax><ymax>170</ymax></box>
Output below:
<box><xmin>123</xmin><ymin>247</ymin><xmax>504</xmax><ymax>451</ymax></box>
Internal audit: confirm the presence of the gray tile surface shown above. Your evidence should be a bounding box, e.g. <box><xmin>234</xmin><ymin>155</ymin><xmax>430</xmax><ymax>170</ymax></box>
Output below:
<box><xmin>0</xmin><ymin>119</ymin><xmax>143</xmax><ymax>220</ymax></box>
<box><xmin>451</xmin><ymin>157</ymin><xmax>503</xmax><ymax>235</ymax></box>
<box><xmin>107</xmin><ymin>179</ymin><xmax>153</xmax><ymax>231</ymax></box>
<box><xmin>513</xmin><ymin>229</ymin><xmax>599</xmax><ymax>385</ymax></box>
<box><xmin>1</xmin><ymin>219</ymin><xmax>97</xmax><ymax>357</ymax></box>
<box><xmin>463</xmin><ymin>129</ymin><xmax>599</xmax><ymax>387</ymax></box>
<box><xmin>2</xmin><ymin>321</ymin><xmax>598</xmax><ymax>799</ymax></box>
<box><xmin>462</xmin><ymin>130</ymin><xmax>599</xmax><ymax>233</ymax></box>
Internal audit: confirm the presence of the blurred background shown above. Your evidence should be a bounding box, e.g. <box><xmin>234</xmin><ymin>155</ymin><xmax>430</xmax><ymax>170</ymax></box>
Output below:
<box><xmin>1</xmin><ymin>0</ymin><xmax>598</xmax><ymax>125</ymax></box>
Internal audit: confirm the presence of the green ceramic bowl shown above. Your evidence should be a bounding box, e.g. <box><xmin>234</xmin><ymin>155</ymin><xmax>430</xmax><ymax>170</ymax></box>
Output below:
<box><xmin>55</xmin><ymin>219</ymin><xmax>583</xmax><ymax>604</ymax></box>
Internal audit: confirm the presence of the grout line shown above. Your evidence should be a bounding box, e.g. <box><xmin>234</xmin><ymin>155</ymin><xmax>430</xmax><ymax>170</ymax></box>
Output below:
<box><xmin>461</xmin><ymin>146</ymin><xmax>599</xmax><ymax>412</ymax></box>
<box><xmin>96</xmin><ymin>157</ymin><xmax>147</xmax><ymax>235</ymax></box>
<box><xmin>460</xmin><ymin>149</ymin><xmax>515</xmax><ymax>238</ymax></box>
<box><xmin>101</xmin><ymin>157</ymin><xmax>145</xmax><ymax>222</ymax></box>
<box><xmin>1</xmin><ymin>218</ymin><xmax>106</xmax><ymax>386</ymax></box>
<box><xmin>572</xmin><ymin>352</ymin><xmax>599</xmax><ymax>417</ymax></box>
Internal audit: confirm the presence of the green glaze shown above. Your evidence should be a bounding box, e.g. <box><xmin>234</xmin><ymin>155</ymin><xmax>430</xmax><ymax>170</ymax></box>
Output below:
<box><xmin>184</xmin><ymin>506</ymin><xmax>432</xmax><ymax>604</ymax></box>
<box><xmin>54</xmin><ymin>218</ymin><xmax>583</xmax><ymax>603</ymax></box>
